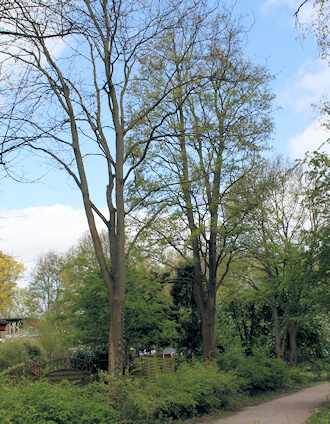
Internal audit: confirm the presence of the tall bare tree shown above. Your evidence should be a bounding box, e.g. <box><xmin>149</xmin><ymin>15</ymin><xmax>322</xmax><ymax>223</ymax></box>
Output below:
<box><xmin>0</xmin><ymin>0</ymin><xmax>204</xmax><ymax>373</ymax></box>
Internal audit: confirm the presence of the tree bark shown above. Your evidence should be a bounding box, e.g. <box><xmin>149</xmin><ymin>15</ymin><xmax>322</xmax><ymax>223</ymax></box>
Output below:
<box><xmin>270</xmin><ymin>296</ymin><xmax>289</xmax><ymax>361</ymax></box>
<box><xmin>199</xmin><ymin>297</ymin><xmax>217</xmax><ymax>360</ymax></box>
<box><xmin>289</xmin><ymin>320</ymin><xmax>300</xmax><ymax>367</ymax></box>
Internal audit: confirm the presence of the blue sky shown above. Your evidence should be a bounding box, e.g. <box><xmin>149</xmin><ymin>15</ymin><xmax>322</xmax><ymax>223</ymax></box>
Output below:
<box><xmin>0</xmin><ymin>0</ymin><xmax>329</xmax><ymax>282</ymax></box>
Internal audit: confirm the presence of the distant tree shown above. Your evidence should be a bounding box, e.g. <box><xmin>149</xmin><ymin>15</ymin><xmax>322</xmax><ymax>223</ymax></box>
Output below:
<box><xmin>301</xmin><ymin>150</ymin><xmax>330</xmax><ymax>313</ymax></box>
<box><xmin>27</xmin><ymin>251</ymin><xmax>64</xmax><ymax>316</ymax></box>
<box><xmin>242</xmin><ymin>160</ymin><xmax>307</xmax><ymax>364</ymax></box>
<box><xmin>0</xmin><ymin>251</ymin><xmax>24</xmax><ymax>316</ymax></box>
<box><xmin>5</xmin><ymin>287</ymin><xmax>30</xmax><ymax>318</ymax></box>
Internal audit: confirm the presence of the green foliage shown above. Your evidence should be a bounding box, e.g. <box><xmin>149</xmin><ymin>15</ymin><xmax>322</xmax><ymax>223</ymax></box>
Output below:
<box><xmin>298</xmin><ymin>360</ymin><xmax>330</xmax><ymax>382</ymax></box>
<box><xmin>218</xmin><ymin>351</ymin><xmax>293</xmax><ymax>395</ymax></box>
<box><xmin>101</xmin><ymin>362</ymin><xmax>239</xmax><ymax>423</ymax></box>
<box><xmin>58</xmin><ymin>245</ymin><xmax>178</xmax><ymax>354</ymax></box>
<box><xmin>58</xmin><ymin>249</ymin><xmax>110</xmax><ymax>348</ymax></box>
<box><xmin>305</xmin><ymin>400</ymin><xmax>330</xmax><ymax>424</ymax></box>
<box><xmin>27</xmin><ymin>251</ymin><xmax>64</xmax><ymax>317</ymax></box>
<box><xmin>296</xmin><ymin>319</ymin><xmax>330</xmax><ymax>364</ymax></box>
<box><xmin>217</xmin><ymin>275</ymin><xmax>274</xmax><ymax>357</ymax></box>
<box><xmin>125</xmin><ymin>263</ymin><xmax>178</xmax><ymax>352</ymax></box>
<box><xmin>0</xmin><ymin>362</ymin><xmax>239</xmax><ymax>424</ymax></box>
<box><xmin>0</xmin><ymin>323</ymin><xmax>72</xmax><ymax>373</ymax></box>
<box><xmin>0</xmin><ymin>337</ymin><xmax>45</xmax><ymax>371</ymax></box>
<box><xmin>86</xmin><ymin>363</ymin><xmax>238</xmax><ymax>423</ymax></box>
<box><xmin>0</xmin><ymin>376</ymin><xmax>121</xmax><ymax>424</ymax></box>
<box><xmin>31</xmin><ymin>319</ymin><xmax>70</xmax><ymax>360</ymax></box>
<box><xmin>170</xmin><ymin>265</ymin><xmax>202</xmax><ymax>357</ymax></box>
<box><xmin>0</xmin><ymin>251</ymin><xmax>25</xmax><ymax>315</ymax></box>
<box><xmin>237</xmin><ymin>354</ymin><xmax>293</xmax><ymax>394</ymax></box>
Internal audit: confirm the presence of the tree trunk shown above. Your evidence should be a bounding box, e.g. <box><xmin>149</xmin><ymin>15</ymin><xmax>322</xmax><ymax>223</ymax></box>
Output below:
<box><xmin>109</xmin><ymin>295</ymin><xmax>125</xmax><ymax>374</ymax></box>
<box><xmin>270</xmin><ymin>296</ymin><xmax>288</xmax><ymax>361</ymax></box>
<box><xmin>107</xmin><ymin>84</ymin><xmax>126</xmax><ymax>374</ymax></box>
<box><xmin>200</xmin><ymin>303</ymin><xmax>217</xmax><ymax>360</ymax></box>
<box><xmin>289</xmin><ymin>320</ymin><xmax>300</xmax><ymax>367</ymax></box>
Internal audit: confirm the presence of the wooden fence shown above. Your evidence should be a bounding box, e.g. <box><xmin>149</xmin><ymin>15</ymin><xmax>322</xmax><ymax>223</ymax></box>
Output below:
<box><xmin>133</xmin><ymin>355</ymin><xmax>175</xmax><ymax>381</ymax></box>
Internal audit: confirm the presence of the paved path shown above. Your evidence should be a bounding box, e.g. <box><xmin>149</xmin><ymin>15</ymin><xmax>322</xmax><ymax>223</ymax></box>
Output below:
<box><xmin>205</xmin><ymin>382</ymin><xmax>329</xmax><ymax>424</ymax></box>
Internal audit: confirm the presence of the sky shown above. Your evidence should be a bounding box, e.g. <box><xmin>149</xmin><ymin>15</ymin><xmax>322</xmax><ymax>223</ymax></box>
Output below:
<box><xmin>0</xmin><ymin>0</ymin><xmax>329</xmax><ymax>285</ymax></box>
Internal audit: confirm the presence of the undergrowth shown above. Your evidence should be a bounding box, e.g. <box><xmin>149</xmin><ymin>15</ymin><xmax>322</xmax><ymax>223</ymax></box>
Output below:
<box><xmin>0</xmin><ymin>353</ymin><xmax>325</xmax><ymax>424</ymax></box>
<box><xmin>305</xmin><ymin>400</ymin><xmax>330</xmax><ymax>424</ymax></box>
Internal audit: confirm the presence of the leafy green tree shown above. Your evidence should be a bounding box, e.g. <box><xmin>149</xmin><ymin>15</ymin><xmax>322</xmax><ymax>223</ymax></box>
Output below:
<box><xmin>129</xmin><ymin>9</ymin><xmax>275</xmax><ymax>359</ymax></box>
<box><xmin>56</xmin><ymin>235</ymin><xmax>178</xmax><ymax>361</ymax></box>
<box><xmin>242</xmin><ymin>155</ymin><xmax>329</xmax><ymax>366</ymax></box>
<box><xmin>0</xmin><ymin>251</ymin><xmax>24</xmax><ymax>316</ymax></box>
<box><xmin>301</xmin><ymin>150</ymin><xmax>330</xmax><ymax>316</ymax></box>
<box><xmin>218</xmin><ymin>261</ymin><xmax>273</xmax><ymax>357</ymax></box>
<box><xmin>125</xmin><ymin>262</ymin><xmax>178</xmax><ymax>354</ymax></box>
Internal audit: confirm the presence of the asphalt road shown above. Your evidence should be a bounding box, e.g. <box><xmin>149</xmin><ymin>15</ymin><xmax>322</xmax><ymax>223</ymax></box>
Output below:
<box><xmin>205</xmin><ymin>382</ymin><xmax>329</xmax><ymax>424</ymax></box>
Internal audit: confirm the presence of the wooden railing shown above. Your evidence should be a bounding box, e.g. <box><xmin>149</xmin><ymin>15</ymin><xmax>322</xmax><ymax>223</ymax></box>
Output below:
<box><xmin>27</xmin><ymin>357</ymin><xmax>96</xmax><ymax>383</ymax></box>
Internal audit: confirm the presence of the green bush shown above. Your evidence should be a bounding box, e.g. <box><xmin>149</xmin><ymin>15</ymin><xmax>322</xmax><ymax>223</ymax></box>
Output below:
<box><xmin>123</xmin><ymin>361</ymin><xmax>239</xmax><ymax>422</ymax></box>
<box><xmin>0</xmin><ymin>337</ymin><xmax>45</xmax><ymax>372</ymax></box>
<box><xmin>0</xmin><ymin>359</ymin><xmax>255</xmax><ymax>423</ymax></box>
<box><xmin>236</xmin><ymin>354</ymin><xmax>293</xmax><ymax>395</ymax></box>
<box><xmin>0</xmin><ymin>374</ymin><xmax>121</xmax><ymax>424</ymax></box>
<box><xmin>218</xmin><ymin>351</ymin><xmax>293</xmax><ymax>395</ymax></box>
<box><xmin>299</xmin><ymin>360</ymin><xmax>330</xmax><ymax>382</ymax></box>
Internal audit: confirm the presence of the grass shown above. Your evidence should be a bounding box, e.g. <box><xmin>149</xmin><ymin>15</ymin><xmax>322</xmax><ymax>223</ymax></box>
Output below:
<box><xmin>305</xmin><ymin>399</ymin><xmax>330</xmax><ymax>424</ymax></box>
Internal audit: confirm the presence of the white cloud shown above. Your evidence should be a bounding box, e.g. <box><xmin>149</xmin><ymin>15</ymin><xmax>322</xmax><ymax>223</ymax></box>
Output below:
<box><xmin>0</xmin><ymin>205</ymin><xmax>107</xmax><ymax>285</ymax></box>
<box><xmin>261</xmin><ymin>0</ymin><xmax>297</xmax><ymax>12</ymax></box>
<box><xmin>288</xmin><ymin>120</ymin><xmax>329</xmax><ymax>159</ymax></box>
<box><xmin>278</xmin><ymin>59</ymin><xmax>330</xmax><ymax>116</ymax></box>
<box><xmin>260</xmin><ymin>0</ymin><xmax>314</xmax><ymax>17</ymax></box>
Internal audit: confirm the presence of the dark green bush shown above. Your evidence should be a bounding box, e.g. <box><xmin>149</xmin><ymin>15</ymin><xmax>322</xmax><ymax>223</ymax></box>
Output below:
<box><xmin>235</xmin><ymin>353</ymin><xmax>293</xmax><ymax>395</ymax></box>
<box><xmin>218</xmin><ymin>350</ymin><xmax>295</xmax><ymax>395</ymax></box>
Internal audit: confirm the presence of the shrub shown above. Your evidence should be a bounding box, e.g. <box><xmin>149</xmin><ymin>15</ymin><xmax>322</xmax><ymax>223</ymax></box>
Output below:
<box><xmin>299</xmin><ymin>360</ymin><xmax>330</xmax><ymax>382</ymax></box>
<box><xmin>124</xmin><ymin>361</ymin><xmax>239</xmax><ymax>422</ymax></box>
<box><xmin>0</xmin><ymin>337</ymin><xmax>45</xmax><ymax>372</ymax></box>
<box><xmin>0</xmin><ymin>374</ymin><xmax>121</xmax><ymax>424</ymax></box>
<box><xmin>218</xmin><ymin>351</ymin><xmax>294</xmax><ymax>395</ymax></box>
<box><xmin>0</xmin><ymin>360</ymin><xmax>239</xmax><ymax>423</ymax></box>
<box><xmin>235</xmin><ymin>353</ymin><xmax>293</xmax><ymax>395</ymax></box>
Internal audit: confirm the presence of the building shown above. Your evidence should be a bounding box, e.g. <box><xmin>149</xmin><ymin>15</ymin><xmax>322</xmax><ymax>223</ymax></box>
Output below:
<box><xmin>0</xmin><ymin>318</ymin><xmax>23</xmax><ymax>341</ymax></box>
